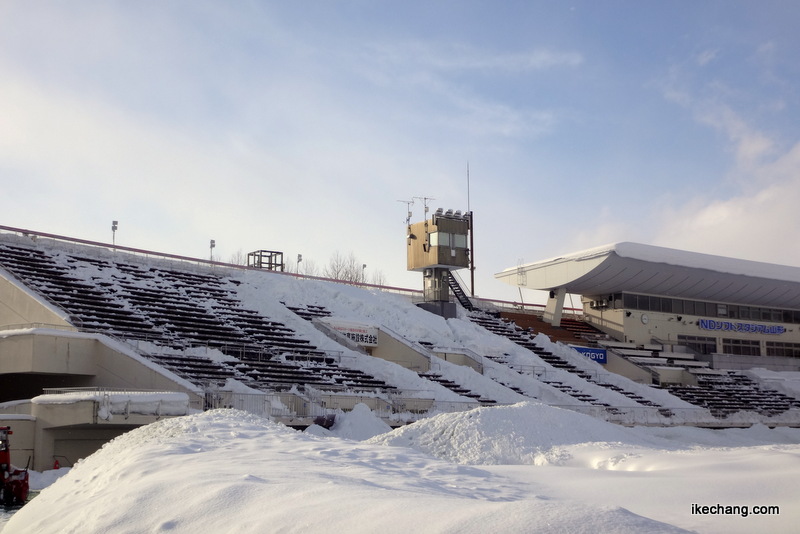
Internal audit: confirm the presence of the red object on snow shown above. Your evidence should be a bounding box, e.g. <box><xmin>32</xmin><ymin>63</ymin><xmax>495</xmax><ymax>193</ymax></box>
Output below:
<box><xmin>1</xmin><ymin>426</ymin><xmax>30</xmax><ymax>507</ymax></box>
<box><xmin>54</xmin><ymin>459</ymin><xmax>60</xmax><ymax>470</ymax></box>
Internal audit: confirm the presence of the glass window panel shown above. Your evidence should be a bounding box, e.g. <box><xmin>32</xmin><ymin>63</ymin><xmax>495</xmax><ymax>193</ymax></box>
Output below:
<box><xmin>453</xmin><ymin>233</ymin><xmax>467</xmax><ymax>248</ymax></box>
<box><xmin>431</xmin><ymin>232</ymin><xmax>450</xmax><ymax>247</ymax></box>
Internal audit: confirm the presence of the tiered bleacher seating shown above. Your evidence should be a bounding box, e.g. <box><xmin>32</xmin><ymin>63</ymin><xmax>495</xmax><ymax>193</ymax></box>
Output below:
<box><xmin>499</xmin><ymin>311</ymin><xmax>604</xmax><ymax>345</ymax></box>
<box><xmin>666</xmin><ymin>370</ymin><xmax>800</xmax><ymax>418</ymax></box>
<box><xmin>468</xmin><ymin>311</ymin><xmax>667</xmax><ymax>411</ymax></box>
<box><xmin>558</xmin><ymin>316</ymin><xmax>606</xmax><ymax>340</ymax></box>
<box><xmin>418</xmin><ymin>372</ymin><xmax>496</xmax><ymax>405</ymax></box>
<box><xmin>0</xmin><ymin>242</ymin><xmax>395</xmax><ymax>396</ymax></box>
<box><xmin>282</xmin><ymin>302</ymin><xmax>332</xmax><ymax>321</ymax></box>
<box><xmin>605</xmin><ymin>342</ymin><xmax>711</xmax><ymax>373</ymax></box>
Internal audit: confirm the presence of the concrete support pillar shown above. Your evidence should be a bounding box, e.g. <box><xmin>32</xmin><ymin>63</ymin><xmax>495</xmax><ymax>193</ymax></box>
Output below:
<box><xmin>543</xmin><ymin>287</ymin><xmax>566</xmax><ymax>327</ymax></box>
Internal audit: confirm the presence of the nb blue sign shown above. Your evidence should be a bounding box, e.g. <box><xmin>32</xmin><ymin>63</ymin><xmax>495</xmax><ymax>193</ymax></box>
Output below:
<box><xmin>570</xmin><ymin>346</ymin><xmax>608</xmax><ymax>364</ymax></box>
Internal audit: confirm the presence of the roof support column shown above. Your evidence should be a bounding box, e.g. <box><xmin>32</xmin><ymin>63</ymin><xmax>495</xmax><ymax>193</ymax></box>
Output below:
<box><xmin>543</xmin><ymin>287</ymin><xmax>566</xmax><ymax>327</ymax></box>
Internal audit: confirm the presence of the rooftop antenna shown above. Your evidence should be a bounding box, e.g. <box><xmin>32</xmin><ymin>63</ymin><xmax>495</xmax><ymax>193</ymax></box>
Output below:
<box><xmin>397</xmin><ymin>199</ymin><xmax>414</xmax><ymax>227</ymax></box>
<box><xmin>412</xmin><ymin>196</ymin><xmax>434</xmax><ymax>218</ymax></box>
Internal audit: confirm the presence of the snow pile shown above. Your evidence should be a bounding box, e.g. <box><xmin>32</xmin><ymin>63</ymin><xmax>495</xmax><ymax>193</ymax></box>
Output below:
<box><xmin>368</xmin><ymin>401</ymin><xmax>661</xmax><ymax>465</ymax></box>
<box><xmin>2</xmin><ymin>409</ymin><xmax>690</xmax><ymax>534</ymax></box>
<box><xmin>305</xmin><ymin>402</ymin><xmax>393</xmax><ymax>440</ymax></box>
<box><xmin>28</xmin><ymin>468</ymin><xmax>71</xmax><ymax>491</ymax></box>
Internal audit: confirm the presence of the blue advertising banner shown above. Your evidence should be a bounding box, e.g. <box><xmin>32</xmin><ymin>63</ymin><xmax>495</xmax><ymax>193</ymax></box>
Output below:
<box><xmin>569</xmin><ymin>345</ymin><xmax>608</xmax><ymax>364</ymax></box>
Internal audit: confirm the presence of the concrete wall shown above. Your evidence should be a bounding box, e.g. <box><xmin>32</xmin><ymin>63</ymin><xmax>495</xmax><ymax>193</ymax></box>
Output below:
<box><xmin>28</xmin><ymin>400</ymin><xmax>97</xmax><ymax>471</ymax></box>
<box><xmin>0</xmin><ymin>331</ymin><xmax>204</xmax><ymax>408</ymax></box>
<box><xmin>91</xmin><ymin>341</ymin><xmax>202</xmax><ymax>407</ymax></box>
<box><xmin>49</xmin><ymin>426</ymin><xmax>128</xmax><ymax>469</ymax></box>
<box><xmin>0</xmin><ymin>274</ymin><xmax>71</xmax><ymax>329</ymax></box>
<box><xmin>434</xmin><ymin>351</ymin><xmax>482</xmax><ymax>373</ymax></box>
<box><xmin>603</xmin><ymin>351</ymin><xmax>653</xmax><ymax>384</ymax></box>
<box><xmin>371</xmin><ymin>330</ymin><xmax>430</xmax><ymax>372</ymax></box>
<box><xmin>0</xmin><ymin>334</ymin><xmax>96</xmax><ymax>375</ymax></box>
<box><xmin>0</xmin><ymin>416</ymin><xmax>35</xmax><ymax>468</ymax></box>
<box><xmin>653</xmin><ymin>367</ymin><xmax>698</xmax><ymax>386</ymax></box>
<box><xmin>21</xmin><ymin>400</ymin><xmax>186</xmax><ymax>471</ymax></box>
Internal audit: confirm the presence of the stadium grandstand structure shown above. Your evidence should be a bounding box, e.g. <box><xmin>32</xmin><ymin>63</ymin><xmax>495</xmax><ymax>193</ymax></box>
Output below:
<box><xmin>1</xmin><ymin>226</ymin><xmax>800</xmax><ymax>471</ymax></box>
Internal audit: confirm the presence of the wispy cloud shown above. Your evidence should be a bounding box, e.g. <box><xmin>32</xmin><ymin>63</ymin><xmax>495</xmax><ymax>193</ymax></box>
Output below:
<box><xmin>650</xmin><ymin>87</ymin><xmax>800</xmax><ymax>264</ymax></box>
<box><xmin>366</xmin><ymin>41</ymin><xmax>583</xmax><ymax>74</ymax></box>
<box><xmin>695</xmin><ymin>48</ymin><xmax>719</xmax><ymax>67</ymax></box>
<box><xmin>695</xmin><ymin>103</ymin><xmax>775</xmax><ymax>172</ymax></box>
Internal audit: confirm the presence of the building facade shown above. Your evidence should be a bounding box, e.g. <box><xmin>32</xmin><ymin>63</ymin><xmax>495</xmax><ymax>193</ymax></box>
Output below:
<box><xmin>496</xmin><ymin>243</ymin><xmax>800</xmax><ymax>369</ymax></box>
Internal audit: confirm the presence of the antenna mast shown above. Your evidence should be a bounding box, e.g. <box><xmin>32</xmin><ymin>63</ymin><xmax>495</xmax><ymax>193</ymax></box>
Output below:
<box><xmin>467</xmin><ymin>163</ymin><xmax>475</xmax><ymax>297</ymax></box>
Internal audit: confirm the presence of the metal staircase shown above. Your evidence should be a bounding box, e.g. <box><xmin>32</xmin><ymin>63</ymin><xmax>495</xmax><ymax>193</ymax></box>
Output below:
<box><xmin>447</xmin><ymin>270</ymin><xmax>475</xmax><ymax>311</ymax></box>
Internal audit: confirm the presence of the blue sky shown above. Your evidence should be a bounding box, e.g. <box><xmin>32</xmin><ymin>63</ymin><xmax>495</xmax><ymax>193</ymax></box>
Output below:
<box><xmin>2</xmin><ymin>1</ymin><xmax>799</xmax><ymax>303</ymax></box>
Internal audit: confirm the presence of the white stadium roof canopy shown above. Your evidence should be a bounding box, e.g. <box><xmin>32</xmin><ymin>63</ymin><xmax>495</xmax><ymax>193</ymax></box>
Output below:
<box><xmin>495</xmin><ymin>242</ymin><xmax>800</xmax><ymax>309</ymax></box>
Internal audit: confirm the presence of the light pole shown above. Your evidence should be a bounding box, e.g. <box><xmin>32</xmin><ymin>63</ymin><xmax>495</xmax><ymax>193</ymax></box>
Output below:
<box><xmin>111</xmin><ymin>220</ymin><xmax>118</xmax><ymax>247</ymax></box>
<box><xmin>210</xmin><ymin>239</ymin><xmax>215</xmax><ymax>261</ymax></box>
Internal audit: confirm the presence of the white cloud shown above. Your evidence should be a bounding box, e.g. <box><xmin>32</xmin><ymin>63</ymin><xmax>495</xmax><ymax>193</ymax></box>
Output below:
<box><xmin>694</xmin><ymin>103</ymin><xmax>775</xmax><ymax>172</ymax></box>
<box><xmin>695</xmin><ymin>48</ymin><xmax>718</xmax><ymax>66</ymax></box>
<box><xmin>652</xmin><ymin>134</ymin><xmax>800</xmax><ymax>265</ymax></box>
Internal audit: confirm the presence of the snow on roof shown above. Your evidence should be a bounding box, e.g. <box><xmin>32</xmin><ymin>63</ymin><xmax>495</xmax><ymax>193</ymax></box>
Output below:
<box><xmin>501</xmin><ymin>242</ymin><xmax>800</xmax><ymax>282</ymax></box>
<box><xmin>496</xmin><ymin>242</ymin><xmax>800</xmax><ymax>307</ymax></box>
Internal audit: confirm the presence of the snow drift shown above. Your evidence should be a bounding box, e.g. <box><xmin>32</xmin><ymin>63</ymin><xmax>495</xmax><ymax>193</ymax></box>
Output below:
<box><xmin>4</xmin><ymin>409</ymin><xmax>691</xmax><ymax>534</ymax></box>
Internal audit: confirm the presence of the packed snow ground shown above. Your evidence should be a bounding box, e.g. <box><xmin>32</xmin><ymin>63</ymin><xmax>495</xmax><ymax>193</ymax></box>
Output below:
<box><xmin>4</xmin><ymin>403</ymin><xmax>799</xmax><ymax>534</ymax></box>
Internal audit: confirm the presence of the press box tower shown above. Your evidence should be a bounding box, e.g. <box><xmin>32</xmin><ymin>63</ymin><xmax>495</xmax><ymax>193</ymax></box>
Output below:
<box><xmin>407</xmin><ymin>208</ymin><xmax>471</xmax><ymax>317</ymax></box>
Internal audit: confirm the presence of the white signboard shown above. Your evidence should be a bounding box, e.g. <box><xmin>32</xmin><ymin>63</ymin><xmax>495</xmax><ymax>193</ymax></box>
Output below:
<box><xmin>325</xmin><ymin>320</ymin><xmax>379</xmax><ymax>347</ymax></box>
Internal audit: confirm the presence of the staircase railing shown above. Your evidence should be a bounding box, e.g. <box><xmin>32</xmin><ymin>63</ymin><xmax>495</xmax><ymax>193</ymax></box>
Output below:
<box><xmin>447</xmin><ymin>270</ymin><xmax>475</xmax><ymax>311</ymax></box>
